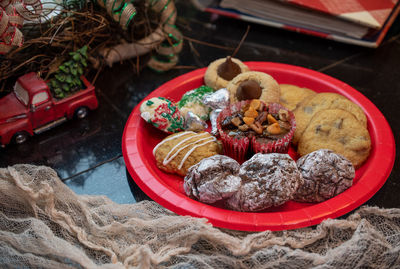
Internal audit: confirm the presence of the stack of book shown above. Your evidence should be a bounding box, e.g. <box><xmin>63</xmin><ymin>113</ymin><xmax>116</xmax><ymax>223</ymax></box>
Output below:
<box><xmin>191</xmin><ymin>0</ymin><xmax>400</xmax><ymax>47</ymax></box>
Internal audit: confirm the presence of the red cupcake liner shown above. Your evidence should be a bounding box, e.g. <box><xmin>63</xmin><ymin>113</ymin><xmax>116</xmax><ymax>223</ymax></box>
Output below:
<box><xmin>251</xmin><ymin>103</ymin><xmax>296</xmax><ymax>154</ymax></box>
<box><xmin>217</xmin><ymin>101</ymin><xmax>251</xmax><ymax>163</ymax></box>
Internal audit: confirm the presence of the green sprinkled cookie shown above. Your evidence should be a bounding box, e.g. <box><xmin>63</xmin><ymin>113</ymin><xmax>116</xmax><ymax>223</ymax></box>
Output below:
<box><xmin>178</xmin><ymin>85</ymin><xmax>214</xmax><ymax>121</ymax></box>
<box><xmin>140</xmin><ymin>97</ymin><xmax>185</xmax><ymax>133</ymax></box>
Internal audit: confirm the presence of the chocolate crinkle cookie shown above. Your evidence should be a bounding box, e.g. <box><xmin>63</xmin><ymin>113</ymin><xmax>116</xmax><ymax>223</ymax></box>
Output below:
<box><xmin>226</xmin><ymin>153</ymin><xmax>302</xmax><ymax>212</ymax></box>
<box><xmin>184</xmin><ymin>155</ymin><xmax>242</xmax><ymax>204</ymax></box>
<box><xmin>294</xmin><ymin>149</ymin><xmax>355</xmax><ymax>203</ymax></box>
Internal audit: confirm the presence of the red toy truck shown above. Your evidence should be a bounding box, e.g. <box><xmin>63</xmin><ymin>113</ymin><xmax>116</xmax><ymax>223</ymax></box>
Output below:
<box><xmin>0</xmin><ymin>72</ymin><xmax>98</xmax><ymax>146</ymax></box>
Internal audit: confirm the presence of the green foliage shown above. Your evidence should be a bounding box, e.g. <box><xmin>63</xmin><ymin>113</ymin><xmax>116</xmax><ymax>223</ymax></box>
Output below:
<box><xmin>48</xmin><ymin>46</ymin><xmax>88</xmax><ymax>99</ymax></box>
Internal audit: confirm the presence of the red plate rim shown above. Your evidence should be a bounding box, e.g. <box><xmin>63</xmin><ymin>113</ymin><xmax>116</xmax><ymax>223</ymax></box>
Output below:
<box><xmin>122</xmin><ymin>62</ymin><xmax>396</xmax><ymax>231</ymax></box>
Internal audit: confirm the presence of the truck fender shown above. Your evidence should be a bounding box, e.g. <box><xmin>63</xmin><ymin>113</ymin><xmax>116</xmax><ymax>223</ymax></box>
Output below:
<box><xmin>0</xmin><ymin>118</ymin><xmax>33</xmax><ymax>145</ymax></box>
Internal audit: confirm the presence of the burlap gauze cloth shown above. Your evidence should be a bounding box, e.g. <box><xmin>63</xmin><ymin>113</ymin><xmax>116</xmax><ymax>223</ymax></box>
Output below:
<box><xmin>1</xmin><ymin>164</ymin><xmax>399</xmax><ymax>268</ymax></box>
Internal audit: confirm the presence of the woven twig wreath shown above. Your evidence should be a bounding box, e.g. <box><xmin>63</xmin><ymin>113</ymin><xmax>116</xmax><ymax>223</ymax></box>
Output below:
<box><xmin>98</xmin><ymin>0</ymin><xmax>183</xmax><ymax>71</ymax></box>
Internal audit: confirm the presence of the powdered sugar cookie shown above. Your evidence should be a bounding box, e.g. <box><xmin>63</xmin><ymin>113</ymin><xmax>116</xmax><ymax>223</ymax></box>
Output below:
<box><xmin>184</xmin><ymin>155</ymin><xmax>241</xmax><ymax>204</ymax></box>
<box><xmin>294</xmin><ymin>149</ymin><xmax>355</xmax><ymax>203</ymax></box>
<box><xmin>226</xmin><ymin>153</ymin><xmax>302</xmax><ymax>212</ymax></box>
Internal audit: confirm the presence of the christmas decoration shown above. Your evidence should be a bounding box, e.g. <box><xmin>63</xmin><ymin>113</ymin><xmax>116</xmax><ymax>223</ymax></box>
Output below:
<box><xmin>0</xmin><ymin>0</ymin><xmax>183</xmax><ymax>98</ymax></box>
<box><xmin>48</xmin><ymin>45</ymin><xmax>88</xmax><ymax>99</ymax></box>
<box><xmin>0</xmin><ymin>0</ymin><xmax>43</xmax><ymax>54</ymax></box>
<box><xmin>0</xmin><ymin>71</ymin><xmax>98</xmax><ymax>146</ymax></box>
<box><xmin>96</xmin><ymin>0</ymin><xmax>137</xmax><ymax>29</ymax></box>
<box><xmin>98</xmin><ymin>0</ymin><xmax>183</xmax><ymax>71</ymax></box>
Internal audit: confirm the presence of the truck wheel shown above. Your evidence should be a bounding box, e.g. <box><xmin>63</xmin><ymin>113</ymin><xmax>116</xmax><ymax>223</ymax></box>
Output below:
<box><xmin>75</xmin><ymin>107</ymin><xmax>89</xmax><ymax>119</ymax></box>
<box><xmin>14</xmin><ymin>132</ymin><xmax>29</xmax><ymax>144</ymax></box>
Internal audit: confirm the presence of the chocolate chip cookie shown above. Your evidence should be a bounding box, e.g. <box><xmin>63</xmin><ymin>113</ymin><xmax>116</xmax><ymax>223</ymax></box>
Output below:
<box><xmin>297</xmin><ymin>109</ymin><xmax>371</xmax><ymax>168</ymax></box>
<box><xmin>279</xmin><ymin>84</ymin><xmax>316</xmax><ymax>111</ymax></box>
<box><xmin>293</xmin><ymin>92</ymin><xmax>367</xmax><ymax>145</ymax></box>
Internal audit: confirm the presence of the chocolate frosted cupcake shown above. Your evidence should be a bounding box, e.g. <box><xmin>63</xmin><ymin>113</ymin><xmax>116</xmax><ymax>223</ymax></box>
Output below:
<box><xmin>204</xmin><ymin>57</ymin><xmax>250</xmax><ymax>90</ymax></box>
<box><xmin>251</xmin><ymin>102</ymin><xmax>296</xmax><ymax>154</ymax></box>
<box><xmin>216</xmin><ymin>100</ymin><xmax>252</xmax><ymax>163</ymax></box>
<box><xmin>217</xmin><ymin>100</ymin><xmax>295</xmax><ymax>162</ymax></box>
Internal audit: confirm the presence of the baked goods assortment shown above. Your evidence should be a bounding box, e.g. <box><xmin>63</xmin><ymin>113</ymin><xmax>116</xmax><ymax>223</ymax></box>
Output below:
<box><xmin>184</xmin><ymin>150</ymin><xmax>355</xmax><ymax>211</ymax></box>
<box><xmin>184</xmin><ymin>153</ymin><xmax>304</xmax><ymax>211</ymax></box>
<box><xmin>138</xmin><ymin>58</ymin><xmax>372</xmax><ymax>212</ymax></box>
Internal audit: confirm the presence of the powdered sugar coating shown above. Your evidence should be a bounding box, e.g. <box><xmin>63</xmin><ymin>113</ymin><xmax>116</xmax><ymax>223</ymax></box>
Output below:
<box><xmin>184</xmin><ymin>155</ymin><xmax>241</xmax><ymax>204</ymax></box>
<box><xmin>294</xmin><ymin>149</ymin><xmax>355</xmax><ymax>203</ymax></box>
<box><xmin>226</xmin><ymin>153</ymin><xmax>302</xmax><ymax>212</ymax></box>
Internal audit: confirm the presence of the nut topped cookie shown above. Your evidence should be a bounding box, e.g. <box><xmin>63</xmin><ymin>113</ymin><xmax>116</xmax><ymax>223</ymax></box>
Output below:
<box><xmin>204</xmin><ymin>57</ymin><xmax>250</xmax><ymax>90</ymax></box>
<box><xmin>294</xmin><ymin>149</ymin><xmax>355</xmax><ymax>203</ymax></box>
<box><xmin>225</xmin><ymin>153</ymin><xmax>303</xmax><ymax>212</ymax></box>
<box><xmin>293</xmin><ymin>92</ymin><xmax>367</xmax><ymax>145</ymax></box>
<box><xmin>227</xmin><ymin>71</ymin><xmax>280</xmax><ymax>104</ymax></box>
<box><xmin>297</xmin><ymin>109</ymin><xmax>371</xmax><ymax>168</ymax></box>
<box><xmin>279</xmin><ymin>84</ymin><xmax>316</xmax><ymax>111</ymax></box>
<box><xmin>153</xmin><ymin>131</ymin><xmax>223</xmax><ymax>176</ymax></box>
<box><xmin>184</xmin><ymin>155</ymin><xmax>241</xmax><ymax>204</ymax></box>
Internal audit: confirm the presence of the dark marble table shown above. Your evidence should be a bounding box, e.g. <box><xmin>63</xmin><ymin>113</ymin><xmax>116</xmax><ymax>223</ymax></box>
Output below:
<box><xmin>1</xmin><ymin>1</ymin><xmax>399</xmax><ymax>213</ymax></box>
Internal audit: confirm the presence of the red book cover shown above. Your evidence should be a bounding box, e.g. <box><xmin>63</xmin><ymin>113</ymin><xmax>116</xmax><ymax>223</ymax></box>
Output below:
<box><xmin>286</xmin><ymin>0</ymin><xmax>399</xmax><ymax>28</ymax></box>
<box><xmin>191</xmin><ymin>0</ymin><xmax>400</xmax><ymax>47</ymax></box>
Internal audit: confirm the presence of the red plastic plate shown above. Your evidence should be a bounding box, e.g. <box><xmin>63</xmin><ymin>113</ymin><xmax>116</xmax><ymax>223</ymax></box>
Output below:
<box><xmin>122</xmin><ymin>62</ymin><xmax>395</xmax><ymax>231</ymax></box>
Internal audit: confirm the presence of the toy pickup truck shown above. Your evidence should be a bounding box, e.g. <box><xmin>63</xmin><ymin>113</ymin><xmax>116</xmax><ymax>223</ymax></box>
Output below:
<box><xmin>0</xmin><ymin>72</ymin><xmax>98</xmax><ymax>147</ymax></box>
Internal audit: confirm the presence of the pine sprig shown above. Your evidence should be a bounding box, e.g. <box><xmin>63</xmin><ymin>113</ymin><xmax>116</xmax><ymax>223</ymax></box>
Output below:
<box><xmin>48</xmin><ymin>46</ymin><xmax>88</xmax><ymax>99</ymax></box>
